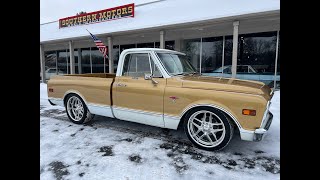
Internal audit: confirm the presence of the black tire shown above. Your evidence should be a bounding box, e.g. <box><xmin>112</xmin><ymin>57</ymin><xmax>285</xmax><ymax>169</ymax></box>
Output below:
<box><xmin>183</xmin><ymin>107</ymin><xmax>234</xmax><ymax>151</ymax></box>
<box><xmin>65</xmin><ymin>94</ymin><xmax>94</xmax><ymax>124</ymax></box>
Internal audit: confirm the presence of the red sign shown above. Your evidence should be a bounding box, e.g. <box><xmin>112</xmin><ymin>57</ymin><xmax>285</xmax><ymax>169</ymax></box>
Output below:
<box><xmin>59</xmin><ymin>3</ymin><xmax>134</xmax><ymax>28</ymax></box>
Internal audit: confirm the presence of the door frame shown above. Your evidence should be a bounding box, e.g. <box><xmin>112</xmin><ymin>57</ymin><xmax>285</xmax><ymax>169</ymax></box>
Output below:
<box><xmin>113</xmin><ymin>51</ymin><xmax>166</xmax><ymax>127</ymax></box>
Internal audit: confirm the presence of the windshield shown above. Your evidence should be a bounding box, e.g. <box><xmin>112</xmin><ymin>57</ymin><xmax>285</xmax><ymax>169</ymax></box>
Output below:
<box><xmin>156</xmin><ymin>53</ymin><xmax>197</xmax><ymax>75</ymax></box>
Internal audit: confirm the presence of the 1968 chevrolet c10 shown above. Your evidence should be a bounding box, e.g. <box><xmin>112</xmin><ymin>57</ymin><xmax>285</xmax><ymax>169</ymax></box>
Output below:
<box><xmin>47</xmin><ymin>48</ymin><xmax>274</xmax><ymax>151</ymax></box>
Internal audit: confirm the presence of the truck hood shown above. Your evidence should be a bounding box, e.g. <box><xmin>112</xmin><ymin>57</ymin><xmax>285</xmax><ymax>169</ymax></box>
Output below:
<box><xmin>179</xmin><ymin>75</ymin><xmax>272</xmax><ymax>100</ymax></box>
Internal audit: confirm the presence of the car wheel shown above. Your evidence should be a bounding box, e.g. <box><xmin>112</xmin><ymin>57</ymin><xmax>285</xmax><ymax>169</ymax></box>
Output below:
<box><xmin>65</xmin><ymin>94</ymin><xmax>94</xmax><ymax>124</ymax></box>
<box><xmin>183</xmin><ymin>107</ymin><xmax>234</xmax><ymax>151</ymax></box>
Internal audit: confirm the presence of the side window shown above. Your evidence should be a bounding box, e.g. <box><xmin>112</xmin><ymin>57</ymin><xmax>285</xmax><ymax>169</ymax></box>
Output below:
<box><xmin>122</xmin><ymin>54</ymin><xmax>131</xmax><ymax>76</ymax></box>
<box><xmin>122</xmin><ymin>53</ymin><xmax>151</xmax><ymax>77</ymax></box>
<box><xmin>150</xmin><ymin>59</ymin><xmax>162</xmax><ymax>78</ymax></box>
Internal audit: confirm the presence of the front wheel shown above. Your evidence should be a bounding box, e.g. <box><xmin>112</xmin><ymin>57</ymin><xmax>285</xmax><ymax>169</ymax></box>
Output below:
<box><xmin>65</xmin><ymin>94</ymin><xmax>94</xmax><ymax>124</ymax></box>
<box><xmin>183</xmin><ymin>107</ymin><xmax>234</xmax><ymax>151</ymax></box>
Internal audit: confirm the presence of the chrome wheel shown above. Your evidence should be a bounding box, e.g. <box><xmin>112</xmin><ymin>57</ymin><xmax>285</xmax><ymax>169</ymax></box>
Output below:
<box><xmin>66</xmin><ymin>96</ymin><xmax>84</xmax><ymax>122</ymax></box>
<box><xmin>187</xmin><ymin>110</ymin><xmax>226</xmax><ymax>148</ymax></box>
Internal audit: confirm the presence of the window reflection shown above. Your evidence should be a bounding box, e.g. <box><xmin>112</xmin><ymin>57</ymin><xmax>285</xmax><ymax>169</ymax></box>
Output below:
<box><xmin>91</xmin><ymin>47</ymin><xmax>106</xmax><ymax>73</ymax></box>
<box><xmin>182</xmin><ymin>38</ymin><xmax>201</xmax><ymax>72</ymax></box>
<box><xmin>57</xmin><ymin>50</ymin><xmax>69</xmax><ymax>75</ymax></box>
<box><xmin>201</xmin><ymin>37</ymin><xmax>223</xmax><ymax>75</ymax></box>
<box><xmin>81</xmin><ymin>48</ymin><xmax>91</xmax><ymax>74</ymax></box>
<box><xmin>43</xmin><ymin>51</ymin><xmax>57</xmax><ymax>80</ymax></box>
<box><xmin>237</xmin><ymin>31</ymin><xmax>277</xmax><ymax>86</ymax></box>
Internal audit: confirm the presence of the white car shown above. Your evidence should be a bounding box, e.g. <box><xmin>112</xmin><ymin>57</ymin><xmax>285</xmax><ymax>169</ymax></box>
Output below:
<box><xmin>202</xmin><ymin>65</ymin><xmax>280</xmax><ymax>87</ymax></box>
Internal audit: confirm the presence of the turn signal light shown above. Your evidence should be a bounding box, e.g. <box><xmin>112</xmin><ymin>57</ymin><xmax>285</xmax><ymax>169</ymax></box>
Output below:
<box><xmin>242</xmin><ymin>109</ymin><xmax>256</xmax><ymax>116</ymax></box>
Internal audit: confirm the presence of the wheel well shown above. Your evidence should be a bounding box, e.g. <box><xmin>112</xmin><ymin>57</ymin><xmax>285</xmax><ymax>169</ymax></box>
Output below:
<box><xmin>177</xmin><ymin>106</ymin><xmax>239</xmax><ymax>131</ymax></box>
<box><xmin>63</xmin><ymin>93</ymin><xmax>77</xmax><ymax>106</ymax></box>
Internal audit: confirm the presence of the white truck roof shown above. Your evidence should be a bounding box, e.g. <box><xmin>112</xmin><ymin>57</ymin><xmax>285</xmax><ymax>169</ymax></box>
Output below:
<box><xmin>121</xmin><ymin>48</ymin><xmax>186</xmax><ymax>55</ymax></box>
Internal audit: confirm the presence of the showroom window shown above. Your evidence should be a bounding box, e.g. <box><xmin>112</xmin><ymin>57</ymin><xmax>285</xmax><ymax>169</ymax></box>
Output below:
<box><xmin>120</xmin><ymin>44</ymin><xmax>136</xmax><ymax>53</ymax></box>
<box><xmin>113</xmin><ymin>45</ymin><xmax>120</xmax><ymax>72</ymax></box>
<box><xmin>57</xmin><ymin>49</ymin><xmax>69</xmax><ymax>74</ymax></box>
<box><xmin>43</xmin><ymin>51</ymin><xmax>57</xmax><ymax>80</ymax></box>
<box><xmin>236</xmin><ymin>31</ymin><xmax>277</xmax><ymax>86</ymax></box>
<box><xmin>180</xmin><ymin>31</ymin><xmax>279</xmax><ymax>88</ymax></box>
<box><xmin>165</xmin><ymin>41</ymin><xmax>175</xmax><ymax>50</ymax></box>
<box><xmin>155</xmin><ymin>42</ymin><xmax>160</xmax><ymax>48</ymax></box>
<box><xmin>182</xmin><ymin>38</ymin><xmax>201</xmax><ymax>72</ymax></box>
<box><xmin>81</xmin><ymin>48</ymin><xmax>91</xmax><ymax>74</ymax></box>
<box><xmin>91</xmin><ymin>47</ymin><xmax>106</xmax><ymax>73</ymax></box>
<box><xmin>223</xmin><ymin>36</ymin><xmax>233</xmax><ymax>76</ymax></box>
<box><xmin>154</xmin><ymin>41</ymin><xmax>175</xmax><ymax>50</ymax></box>
<box><xmin>200</xmin><ymin>37</ymin><xmax>223</xmax><ymax>75</ymax></box>
<box><xmin>57</xmin><ymin>49</ymin><xmax>79</xmax><ymax>74</ymax></box>
<box><xmin>137</xmin><ymin>42</ymin><xmax>154</xmax><ymax>48</ymax></box>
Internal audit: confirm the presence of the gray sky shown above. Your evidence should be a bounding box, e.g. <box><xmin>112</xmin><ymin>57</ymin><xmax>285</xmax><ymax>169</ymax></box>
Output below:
<box><xmin>40</xmin><ymin>0</ymin><xmax>152</xmax><ymax>24</ymax></box>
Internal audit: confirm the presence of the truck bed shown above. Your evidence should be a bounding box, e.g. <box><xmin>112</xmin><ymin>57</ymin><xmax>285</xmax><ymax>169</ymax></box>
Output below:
<box><xmin>47</xmin><ymin>73</ymin><xmax>116</xmax><ymax>114</ymax></box>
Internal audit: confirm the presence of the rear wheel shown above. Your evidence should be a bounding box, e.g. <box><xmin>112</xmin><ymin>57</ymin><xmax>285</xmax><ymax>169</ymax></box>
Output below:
<box><xmin>183</xmin><ymin>107</ymin><xmax>234</xmax><ymax>151</ymax></box>
<box><xmin>65</xmin><ymin>94</ymin><xmax>94</xmax><ymax>124</ymax></box>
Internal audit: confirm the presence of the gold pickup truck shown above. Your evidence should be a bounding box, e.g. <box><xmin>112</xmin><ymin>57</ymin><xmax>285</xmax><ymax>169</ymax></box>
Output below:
<box><xmin>47</xmin><ymin>48</ymin><xmax>274</xmax><ymax>151</ymax></box>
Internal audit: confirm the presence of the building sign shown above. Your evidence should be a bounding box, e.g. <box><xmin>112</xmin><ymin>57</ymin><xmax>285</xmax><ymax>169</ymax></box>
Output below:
<box><xmin>59</xmin><ymin>3</ymin><xmax>134</xmax><ymax>28</ymax></box>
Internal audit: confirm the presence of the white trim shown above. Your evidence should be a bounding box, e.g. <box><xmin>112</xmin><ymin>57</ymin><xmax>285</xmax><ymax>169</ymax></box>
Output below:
<box><xmin>116</xmin><ymin>51</ymin><xmax>148</xmax><ymax>77</ymax></box>
<box><xmin>116</xmin><ymin>48</ymin><xmax>185</xmax><ymax>78</ymax></box>
<box><xmin>116</xmin><ymin>50</ymin><xmax>171</xmax><ymax>79</ymax></box>
<box><xmin>113</xmin><ymin>106</ymin><xmax>164</xmax><ymax>128</ymax></box>
<box><xmin>163</xmin><ymin>115</ymin><xmax>180</xmax><ymax>129</ymax></box>
<box><xmin>87</xmin><ymin>103</ymin><xmax>114</xmax><ymax>118</ymax></box>
<box><xmin>239</xmin><ymin>130</ymin><xmax>256</xmax><ymax>141</ymax></box>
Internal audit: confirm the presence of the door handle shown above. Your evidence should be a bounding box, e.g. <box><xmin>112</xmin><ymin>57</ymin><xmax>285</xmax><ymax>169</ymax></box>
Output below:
<box><xmin>117</xmin><ymin>83</ymin><xmax>127</xmax><ymax>87</ymax></box>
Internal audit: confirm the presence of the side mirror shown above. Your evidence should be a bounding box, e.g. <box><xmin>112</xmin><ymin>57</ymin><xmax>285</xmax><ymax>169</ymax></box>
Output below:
<box><xmin>144</xmin><ymin>73</ymin><xmax>158</xmax><ymax>84</ymax></box>
<box><xmin>144</xmin><ymin>73</ymin><xmax>152</xmax><ymax>80</ymax></box>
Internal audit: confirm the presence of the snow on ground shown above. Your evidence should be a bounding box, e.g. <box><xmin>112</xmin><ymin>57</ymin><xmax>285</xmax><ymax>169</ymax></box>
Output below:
<box><xmin>40</xmin><ymin>83</ymin><xmax>280</xmax><ymax>180</ymax></box>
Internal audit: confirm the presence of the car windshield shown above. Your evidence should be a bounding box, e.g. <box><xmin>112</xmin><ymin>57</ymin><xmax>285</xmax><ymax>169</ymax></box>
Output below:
<box><xmin>156</xmin><ymin>53</ymin><xmax>197</xmax><ymax>75</ymax></box>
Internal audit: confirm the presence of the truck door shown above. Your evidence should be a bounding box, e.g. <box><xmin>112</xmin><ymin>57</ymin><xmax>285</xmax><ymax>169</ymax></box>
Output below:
<box><xmin>113</xmin><ymin>52</ymin><xmax>166</xmax><ymax>127</ymax></box>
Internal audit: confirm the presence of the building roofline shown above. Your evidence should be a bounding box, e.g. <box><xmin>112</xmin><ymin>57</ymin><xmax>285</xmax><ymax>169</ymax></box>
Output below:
<box><xmin>40</xmin><ymin>9</ymin><xmax>279</xmax><ymax>44</ymax></box>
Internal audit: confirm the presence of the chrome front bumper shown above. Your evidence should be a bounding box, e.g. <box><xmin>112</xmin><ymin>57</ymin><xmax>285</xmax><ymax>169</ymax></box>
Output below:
<box><xmin>253</xmin><ymin>111</ymin><xmax>273</xmax><ymax>141</ymax></box>
<box><xmin>239</xmin><ymin>101</ymin><xmax>274</xmax><ymax>142</ymax></box>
